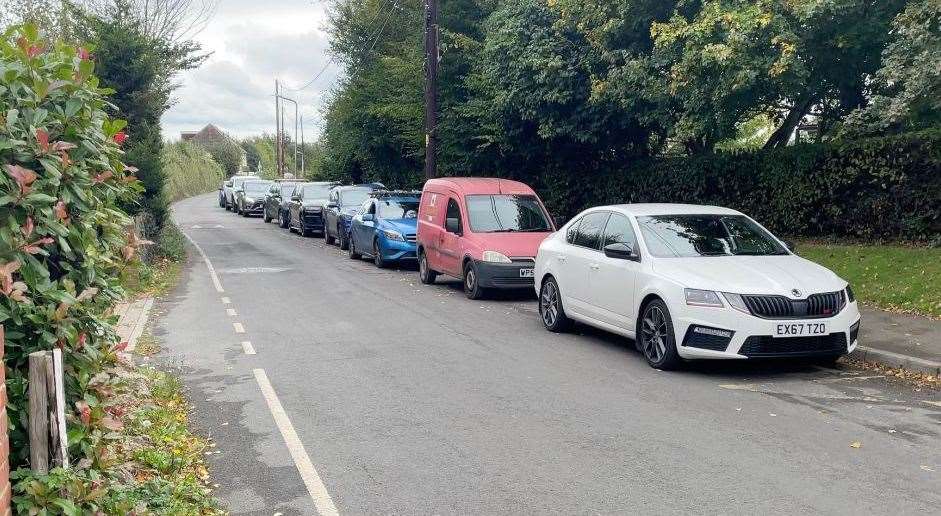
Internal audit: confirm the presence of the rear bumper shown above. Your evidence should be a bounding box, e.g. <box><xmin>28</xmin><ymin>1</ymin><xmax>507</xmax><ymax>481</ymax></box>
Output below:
<box><xmin>474</xmin><ymin>260</ymin><xmax>535</xmax><ymax>289</ymax></box>
<box><xmin>300</xmin><ymin>212</ymin><xmax>325</xmax><ymax>232</ymax></box>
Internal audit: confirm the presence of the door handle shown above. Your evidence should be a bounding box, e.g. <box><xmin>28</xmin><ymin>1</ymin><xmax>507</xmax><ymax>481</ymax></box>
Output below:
<box><xmin>589</xmin><ymin>263</ymin><xmax>600</xmax><ymax>270</ymax></box>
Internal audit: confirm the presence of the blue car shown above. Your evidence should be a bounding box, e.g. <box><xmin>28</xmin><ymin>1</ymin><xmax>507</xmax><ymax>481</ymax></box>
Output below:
<box><xmin>324</xmin><ymin>185</ymin><xmax>378</xmax><ymax>250</ymax></box>
<box><xmin>347</xmin><ymin>191</ymin><xmax>421</xmax><ymax>268</ymax></box>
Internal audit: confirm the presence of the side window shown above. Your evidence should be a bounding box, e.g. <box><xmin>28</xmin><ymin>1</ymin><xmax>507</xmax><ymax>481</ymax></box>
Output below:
<box><xmin>573</xmin><ymin>212</ymin><xmax>609</xmax><ymax>250</ymax></box>
<box><xmin>366</xmin><ymin>200</ymin><xmax>376</xmax><ymax>214</ymax></box>
<box><xmin>566</xmin><ymin>217</ymin><xmax>583</xmax><ymax>244</ymax></box>
<box><xmin>446</xmin><ymin>198</ymin><xmax>462</xmax><ymax>233</ymax></box>
<box><xmin>601</xmin><ymin>214</ymin><xmax>637</xmax><ymax>249</ymax></box>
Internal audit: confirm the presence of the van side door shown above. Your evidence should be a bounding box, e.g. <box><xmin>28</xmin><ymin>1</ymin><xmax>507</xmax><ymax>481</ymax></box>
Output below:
<box><xmin>438</xmin><ymin>196</ymin><xmax>464</xmax><ymax>276</ymax></box>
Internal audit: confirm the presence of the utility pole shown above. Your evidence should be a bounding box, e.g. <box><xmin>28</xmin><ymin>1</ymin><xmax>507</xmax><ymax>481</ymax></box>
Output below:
<box><xmin>423</xmin><ymin>0</ymin><xmax>438</xmax><ymax>179</ymax></box>
<box><xmin>274</xmin><ymin>79</ymin><xmax>281</xmax><ymax>177</ymax></box>
<box><xmin>277</xmin><ymin>95</ymin><xmax>299</xmax><ymax>177</ymax></box>
<box><xmin>300</xmin><ymin>114</ymin><xmax>306</xmax><ymax>177</ymax></box>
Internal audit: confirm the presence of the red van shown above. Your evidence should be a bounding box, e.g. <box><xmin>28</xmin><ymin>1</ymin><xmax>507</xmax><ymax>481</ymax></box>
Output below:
<box><xmin>417</xmin><ymin>178</ymin><xmax>556</xmax><ymax>299</ymax></box>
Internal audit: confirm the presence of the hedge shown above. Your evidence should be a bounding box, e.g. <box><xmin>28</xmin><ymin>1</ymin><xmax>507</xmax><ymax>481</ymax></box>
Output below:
<box><xmin>534</xmin><ymin>130</ymin><xmax>941</xmax><ymax>242</ymax></box>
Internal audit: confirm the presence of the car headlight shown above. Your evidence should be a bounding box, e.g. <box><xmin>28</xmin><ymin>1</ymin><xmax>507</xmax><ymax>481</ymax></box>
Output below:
<box><xmin>722</xmin><ymin>292</ymin><xmax>751</xmax><ymax>314</ymax></box>
<box><xmin>846</xmin><ymin>284</ymin><xmax>855</xmax><ymax>303</ymax></box>
<box><xmin>244</xmin><ymin>197</ymin><xmax>254</xmax><ymax>203</ymax></box>
<box><xmin>382</xmin><ymin>229</ymin><xmax>404</xmax><ymax>241</ymax></box>
<box><xmin>685</xmin><ymin>289</ymin><xmax>724</xmax><ymax>308</ymax></box>
<box><xmin>482</xmin><ymin>251</ymin><xmax>512</xmax><ymax>263</ymax></box>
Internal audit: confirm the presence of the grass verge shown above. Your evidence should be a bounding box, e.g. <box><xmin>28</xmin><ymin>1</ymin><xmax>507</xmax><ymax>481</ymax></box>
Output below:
<box><xmin>798</xmin><ymin>241</ymin><xmax>940</xmax><ymax>319</ymax></box>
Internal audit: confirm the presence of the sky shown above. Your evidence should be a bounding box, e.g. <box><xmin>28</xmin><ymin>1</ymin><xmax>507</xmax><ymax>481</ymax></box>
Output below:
<box><xmin>160</xmin><ymin>0</ymin><xmax>340</xmax><ymax>141</ymax></box>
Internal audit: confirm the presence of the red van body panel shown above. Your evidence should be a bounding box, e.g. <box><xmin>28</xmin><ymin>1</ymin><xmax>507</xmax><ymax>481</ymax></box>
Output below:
<box><xmin>417</xmin><ymin>177</ymin><xmax>555</xmax><ymax>288</ymax></box>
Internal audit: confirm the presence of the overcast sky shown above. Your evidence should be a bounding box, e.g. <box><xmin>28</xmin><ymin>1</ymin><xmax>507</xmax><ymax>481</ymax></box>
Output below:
<box><xmin>161</xmin><ymin>0</ymin><xmax>339</xmax><ymax>141</ymax></box>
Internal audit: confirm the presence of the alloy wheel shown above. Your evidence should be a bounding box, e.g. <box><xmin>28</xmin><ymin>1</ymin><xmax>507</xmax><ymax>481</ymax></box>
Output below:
<box><xmin>540</xmin><ymin>281</ymin><xmax>559</xmax><ymax>327</ymax></box>
<box><xmin>373</xmin><ymin>240</ymin><xmax>384</xmax><ymax>268</ymax></box>
<box><xmin>640</xmin><ymin>305</ymin><xmax>668</xmax><ymax>363</ymax></box>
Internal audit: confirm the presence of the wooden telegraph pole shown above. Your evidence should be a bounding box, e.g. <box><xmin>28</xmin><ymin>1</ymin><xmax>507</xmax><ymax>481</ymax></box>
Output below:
<box><xmin>423</xmin><ymin>0</ymin><xmax>438</xmax><ymax>179</ymax></box>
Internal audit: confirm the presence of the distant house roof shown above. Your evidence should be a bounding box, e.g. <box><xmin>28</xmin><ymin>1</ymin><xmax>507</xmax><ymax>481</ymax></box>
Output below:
<box><xmin>180</xmin><ymin>124</ymin><xmax>228</xmax><ymax>144</ymax></box>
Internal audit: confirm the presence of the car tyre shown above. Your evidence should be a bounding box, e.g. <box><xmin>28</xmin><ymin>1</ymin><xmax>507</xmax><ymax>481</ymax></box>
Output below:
<box><xmin>373</xmin><ymin>239</ymin><xmax>386</xmax><ymax>268</ymax></box>
<box><xmin>278</xmin><ymin>211</ymin><xmax>290</xmax><ymax>229</ymax></box>
<box><xmin>338</xmin><ymin>226</ymin><xmax>350</xmax><ymax>250</ymax></box>
<box><xmin>301</xmin><ymin>225</ymin><xmax>312</xmax><ymax>237</ymax></box>
<box><xmin>263</xmin><ymin>210</ymin><xmax>272</xmax><ymax>223</ymax></box>
<box><xmin>418</xmin><ymin>249</ymin><xmax>437</xmax><ymax>284</ymax></box>
<box><xmin>637</xmin><ymin>299</ymin><xmax>681</xmax><ymax>370</ymax></box>
<box><xmin>349</xmin><ymin>236</ymin><xmax>361</xmax><ymax>259</ymax></box>
<box><xmin>325</xmin><ymin>226</ymin><xmax>336</xmax><ymax>245</ymax></box>
<box><xmin>463</xmin><ymin>260</ymin><xmax>486</xmax><ymax>300</ymax></box>
<box><xmin>539</xmin><ymin>277</ymin><xmax>572</xmax><ymax>332</ymax></box>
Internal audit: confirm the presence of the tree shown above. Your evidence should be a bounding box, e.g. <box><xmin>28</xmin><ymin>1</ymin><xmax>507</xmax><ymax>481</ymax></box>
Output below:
<box><xmin>202</xmin><ymin>137</ymin><xmax>244</xmax><ymax>177</ymax></box>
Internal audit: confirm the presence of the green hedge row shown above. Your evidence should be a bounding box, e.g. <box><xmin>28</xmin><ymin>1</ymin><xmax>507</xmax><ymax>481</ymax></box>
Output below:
<box><xmin>535</xmin><ymin>130</ymin><xmax>941</xmax><ymax>242</ymax></box>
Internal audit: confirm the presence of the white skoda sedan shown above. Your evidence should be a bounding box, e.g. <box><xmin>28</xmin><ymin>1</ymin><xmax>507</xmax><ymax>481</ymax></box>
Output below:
<box><xmin>534</xmin><ymin>204</ymin><xmax>861</xmax><ymax>369</ymax></box>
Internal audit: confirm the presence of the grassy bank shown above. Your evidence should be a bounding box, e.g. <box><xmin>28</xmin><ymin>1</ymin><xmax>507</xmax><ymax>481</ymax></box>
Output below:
<box><xmin>798</xmin><ymin>242</ymin><xmax>941</xmax><ymax>318</ymax></box>
<box><xmin>163</xmin><ymin>141</ymin><xmax>225</xmax><ymax>203</ymax></box>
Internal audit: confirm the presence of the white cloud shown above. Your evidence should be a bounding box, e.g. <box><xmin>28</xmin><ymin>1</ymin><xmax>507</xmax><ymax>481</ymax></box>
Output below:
<box><xmin>161</xmin><ymin>0</ymin><xmax>340</xmax><ymax>140</ymax></box>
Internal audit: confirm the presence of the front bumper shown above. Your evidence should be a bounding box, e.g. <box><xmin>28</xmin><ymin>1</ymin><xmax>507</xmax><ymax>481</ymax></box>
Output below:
<box><xmin>244</xmin><ymin>201</ymin><xmax>265</xmax><ymax>215</ymax></box>
<box><xmin>378</xmin><ymin>235</ymin><xmax>417</xmax><ymax>262</ymax></box>
<box><xmin>474</xmin><ymin>259</ymin><xmax>535</xmax><ymax>289</ymax></box>
<box><xmin>673</xmin><ymin>301</ymin><xmax>862</xmax><ymax>360</ymax></box>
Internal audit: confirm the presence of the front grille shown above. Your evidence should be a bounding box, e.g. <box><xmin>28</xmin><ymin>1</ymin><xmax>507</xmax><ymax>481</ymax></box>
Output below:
<box><xmin>404</xmin><ymin>234</ymin><xmax>417</xmax><ymax>243</ymax></box>
<box><xmin>682</xmin><ymin>326</ymin><xmax>733</xmax><ymax>351</ymax></box>
<box><xmin>742</xmin><ymin>291</ymin><xmax>845</xmax><ymax>319</ymax></box>
<box><xmin>739</xmin><ymin>333</ymin><xmax>847</xmax><ymax>358</ymax></box>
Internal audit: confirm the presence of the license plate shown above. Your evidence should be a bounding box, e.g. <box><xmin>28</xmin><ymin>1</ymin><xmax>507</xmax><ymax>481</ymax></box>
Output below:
<box><xmin>519</xmin><ymin>268</ymin><xmax>534</xmax><ymax>278</ymax></box>
<box><xmin>774</xmin><ymin>322</ymin><xmax>827</xmax><ymax>337</ymax></box>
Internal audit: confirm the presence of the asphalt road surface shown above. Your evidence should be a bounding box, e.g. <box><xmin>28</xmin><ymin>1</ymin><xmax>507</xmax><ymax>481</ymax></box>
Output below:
<box><xmin>158</xmin><ymin>193</ymin><xmax>940</xmax><ymax>515</ymax></box>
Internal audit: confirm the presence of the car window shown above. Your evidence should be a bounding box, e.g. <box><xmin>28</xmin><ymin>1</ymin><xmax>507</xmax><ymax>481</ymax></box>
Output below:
<box><xmin>565</xmin><ymin>217</ymin><xmax>583</xmax><ymax>244</ymax></box>
<box><xmin>446</xmin><ymin>198</ymin><xmax>462</xmax><ymax>232</ymax></box>
<box><xmin>572</xmin><ymin>212</ymin><xmax>609</xmax><ymax>250</ymax></box>
<box><xmin>464</xmin><ymin>195</ymin><xmax>551</xmax><ymax>233</ymax></box>
<box><xmin>601</xmin><ymin>214</ymin><xmax>637</xmax><ymax>249</ymax></box>
<box><xmin>340</xmin><ymin>188</ymin><xmax>372</xmax><ymax>207</ymax></box>
<box><xmin>302</xmin><ymin>184</ymin><xmax>332</xmax><ymax>200</ymax></box>
<box><xmin>377</xmin><ymin>198</ymin><xmax>420</xmax><ymax>219</ymax></box>
<box><xmin>637</xmin><ymin>215</ymin><xmax>788</xmax><ymax>257</ymax></box>
<box><xmin>364</xmin><ymin>200</ymin><xmax>375</xmax><ymax>214</ymax></box>
<box><xmin>280</xmin><ymin>183</ymin><xmax>295</xmax><ymax>197</ymax></box>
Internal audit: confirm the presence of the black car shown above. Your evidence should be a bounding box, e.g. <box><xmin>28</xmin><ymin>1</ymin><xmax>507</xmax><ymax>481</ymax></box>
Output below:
<box><xmin>235</xmin><ymin>179</ymin><xmax>273</xmax><ymax>216</ymax></box>
<box><xmin>263</xmin><ymin>180</ymin><xmax>303</xmax><ymax>224</ymax></box>
<box><xmin>288</xmin><ymin>182</ymin><xmax>335</xmax><ymax>236</ymax></box>
<box><xmin>325</xmin><ymin>185</ymin><xmax>377</xmax><ymax>249</ymax></box>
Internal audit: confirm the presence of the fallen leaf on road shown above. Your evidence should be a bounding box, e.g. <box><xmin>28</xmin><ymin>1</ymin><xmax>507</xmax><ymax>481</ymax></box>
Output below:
<box><xmin>850</xmin><ymin>441</ymin><xmax>862</xmax><ymax>449</ymax></box>
<box><xmin>921</xmin><ymin>465</ymin><xmax>934</xmax><ymax>472</ymax></box>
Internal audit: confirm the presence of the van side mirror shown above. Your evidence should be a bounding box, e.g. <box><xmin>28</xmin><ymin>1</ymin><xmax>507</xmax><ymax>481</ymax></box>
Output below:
<box><xmin>445</xmin><ymin>217</ymin><xmax>461</xmax><ymax>234</ymax></box>
<box><xmin>603</xmin><ymin>242</ymin><xmax>639</xmax><ymax>262</ymax></box>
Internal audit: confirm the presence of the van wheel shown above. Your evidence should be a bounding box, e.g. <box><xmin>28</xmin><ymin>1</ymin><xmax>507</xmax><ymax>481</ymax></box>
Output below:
<box><xmin>463</xmin><ymin>261</ymin><xmax>486</xmax><ymax>300</ymax></box>
<box><xmin>638</xmin><ymin>299</ymin><xmax>681</xmax><ymax>370</ymax></box>
<box><xmin>540</xmin><ymin>277</ymin><xmax>572</xmax><ymax>332</ymax></box>
<box><xmin>418</xmin><ymin>249</ymin><xmax>437</xmax><ymax>284</ymax></box>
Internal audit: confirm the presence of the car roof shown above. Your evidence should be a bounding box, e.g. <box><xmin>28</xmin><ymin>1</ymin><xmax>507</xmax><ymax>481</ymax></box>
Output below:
<box><xmin>424</xmin><ymin>177</ymin><xmax>536</xmax><ymax>195</ymax></box>
<box><xmin>598</xmin><ymin>203</ymin><xmax>744</xmax><ymax>217</ymax></box>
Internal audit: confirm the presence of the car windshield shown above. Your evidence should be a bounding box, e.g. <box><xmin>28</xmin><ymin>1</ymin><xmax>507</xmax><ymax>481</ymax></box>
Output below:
<box><xmin>340</xmin><ymin>188</ymin><xmax>371</xmax><ymax>206</ymax></box>
<box><xmin>465</xmin><ymin>194</ymin><xmax>551</xmax><ymax>233</ymax></box>
<box><xmin>243</xmin><ymin>181</ymin><xmax>271</xmax><ymax>194</ymax></box>
<box><xmin>303</xmin><ymin>184</ymin><xmax>332</xmax><ymax>200</ymax></box>
<box><xmin>637</xmin><ymin>214</ymin><xmax>788</xmax><ymax>257</ymax></box>
<box><xmin>279</xmin><ymin>183</ymin><xmax>298</xmax><ymax>196</ymax></box>
<box><xmin>377</xmin><ymin>198</ymin><xmax>419</xmax><ymax>219</ymax></box>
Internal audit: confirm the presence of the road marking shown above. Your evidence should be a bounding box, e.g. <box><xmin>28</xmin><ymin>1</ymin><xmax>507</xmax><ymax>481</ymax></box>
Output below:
<box><xmin>226</xmin><ymin>308</ymin><xmax>238</xmax><ymax>317</ymax></box>
<box><xmin>180</xmin><ymin>229</ymin><xmax>225</xmax><ymax>293</ymax></box>
<box><xmin>253</xmin><ymin>369</ymin><xmax>339</xmax><ymax>516</ymax></box>
<box><xmin>221</xmin><ymin>297</ymin><xmax>231</xmax><ymax>304</ymax></box>
<box><xmin>241</xmin><ymin>341</ymin><xmax>256</xmax><ymax>355</ymax></box>
<box><xmin>233</xmin><ymin>322</ymin><xmax>245</xmax><ymax>333</ymax></box>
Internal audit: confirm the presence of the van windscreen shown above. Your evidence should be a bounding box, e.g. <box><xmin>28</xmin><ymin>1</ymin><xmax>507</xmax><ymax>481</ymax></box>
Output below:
<box><xmin>465</xmin><ymin>195</ymin><xmax>551</xmax><ymax>233</ymax></box>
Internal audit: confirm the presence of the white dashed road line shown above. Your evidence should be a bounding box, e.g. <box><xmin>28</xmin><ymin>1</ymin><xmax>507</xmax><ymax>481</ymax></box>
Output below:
<box><xmin>233</xmin><ymin>322</ymin><xmax>245</xmax><ymax>333</ymax></box>
<box><xmin>254</xmin><ymin>368</ymin><xmax>340</xmax><ymax>516</ymax></box>
<box><xmin>221</xmin><ymin>296</ymin><xmax>231</xmax><ymax>304</ymax></box>
<box><xmin>226</xmin><ymin>308</ymin><xmax>238</xmax><ymax>317</ymax></box>
<box><xmin>241</xmin><ymin>341</ymin><xmax>256</xmax><ymax>355</ymax></box>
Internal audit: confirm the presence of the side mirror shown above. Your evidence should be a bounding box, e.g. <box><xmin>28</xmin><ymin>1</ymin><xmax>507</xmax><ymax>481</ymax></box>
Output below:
<box><xmin>783</xmin><ymin>240</ymin><xmax>796</xmax><ymax>253</ymax></box>
<box><xmin>603</xmin><ymin>242</ymin><xmax>639</xmax><ymax>261</ymax></box>
<box><xmin>445</xmin><ymin>217</ymin><xmax>461</xmax><ymax>234</ymax></box>
<box><xmin>552</xmin><ymin>215</ymin><xmax>565</xmax><ymax>229</ymax></box>
<box><xmin>225</xmin><ymin>181</ymin><xmax>233</xmax><ymax>187</ymax></box>
<box><xmin>362</xmin><ymin>213</ymin><xmax>374</xmax><ymax>222</ymax></box>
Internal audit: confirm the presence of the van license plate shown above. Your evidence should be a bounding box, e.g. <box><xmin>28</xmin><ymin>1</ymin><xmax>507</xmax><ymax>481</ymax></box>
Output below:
<box><xmin>519</xmin><ymin>268</ymin><xmax>534</xmax><ymax>278</ymax></box>
<box><xmin>775</xmin><ymin>322</ymin><xmax>826</xmax><ymax>337</ymax></box>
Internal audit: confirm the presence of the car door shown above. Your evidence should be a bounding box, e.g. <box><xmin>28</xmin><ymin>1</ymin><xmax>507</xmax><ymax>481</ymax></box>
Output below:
<box><xmin>353</xmin><ymin>200</ymin><xmax>375</xmax><ymax>251</ymax></box>
<box><xmin>591</xmin><ymin>213</ymin><xmax>640</xmax><ymax>330</ymax></box>
<box><xmin>326</xmin><ymin>189</ymin><xmax>339</xmax><ymax>237</ymax></box>
<box><xmin>290</xmin><ymin>187</ymin><xmax>303</xmax><ymax>229</ymax></box>
<box><xmin>565</xmin><ymin>211</ymin><xmax>609</xmax><ymax>318</ymax></box>
<box><xmin>552</xmin><ymin>216</ymin><xmax>583</xmax><ymax>307</ymax></box>
<box><xmin>438</xmin><ymin>196</ymin><xmax>464</xmax><ymax>276</ymax></box>
<box><xmin>265</xmin><ymin>184</ymin><xmax>279</xmax><ymax>218</ymax></box>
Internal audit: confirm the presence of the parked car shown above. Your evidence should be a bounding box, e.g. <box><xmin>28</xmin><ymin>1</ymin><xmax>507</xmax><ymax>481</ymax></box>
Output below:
<box><xmin>234</xmin><ymin>179</ymin><xmax>273</xmax><ymax>216</ymax></box>
<box><xmin>222</xmin><ymin>175</ymin><xmax>253</xmax><ymax>210</ymax></box>
<box><xmin>534</xmin><ymin>204</ymin><xmax>861</xmax><ymax>369</ymax></box>
<box><xmin>348</xmin><ymin>190</ymin><xmax>421</xmax><ymax>267</ymax></box>
<box><xmin>288</xmin><ymin>182</ymin><xmax>336</xmax><ymax>236</ymax></box>
<box><xmin>263</xmin><ymin>179</ymin><xmax>303</xmax><ymax>224</ymax></box>
<box><xmin>325</xmin><ymin>185</ymin><xmax>377</xmax><ymax>249</ymax></box>
<box><xmin>416</xmin><ymin>178</ymin><xmax>555</xmax><ymax>299</ymax></box>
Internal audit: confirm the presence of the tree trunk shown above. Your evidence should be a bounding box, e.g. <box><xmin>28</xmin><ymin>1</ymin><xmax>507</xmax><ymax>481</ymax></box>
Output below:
<box><xmin>764</xmin><ymin>94</ymin><xmax>815</xmax><ymax>150</ymax></box>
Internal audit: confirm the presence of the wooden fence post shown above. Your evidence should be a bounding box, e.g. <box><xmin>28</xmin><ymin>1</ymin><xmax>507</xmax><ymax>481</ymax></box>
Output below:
<box><xmin>27</xmin><ymin>352</ymin><xmax>49</xmax><ymax>474</ymax></box>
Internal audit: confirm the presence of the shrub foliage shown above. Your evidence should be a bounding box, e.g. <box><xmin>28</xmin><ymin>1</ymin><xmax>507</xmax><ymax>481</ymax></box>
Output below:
<box><xmin>162</xmin><ymin>141</ymin><xmax>224</xmax><ymax>203</ymax></box>
<box><xmin>0</xmin><ymin>24</ymin><xmax>144</xmax><ymax>469</ymax></box>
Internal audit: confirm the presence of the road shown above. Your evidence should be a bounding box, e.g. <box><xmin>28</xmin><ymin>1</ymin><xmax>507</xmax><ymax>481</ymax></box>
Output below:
<box><xmin>159</xmin><ymin>193</ymin><xmax>940</xmax><ymax>515</ymax></box>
